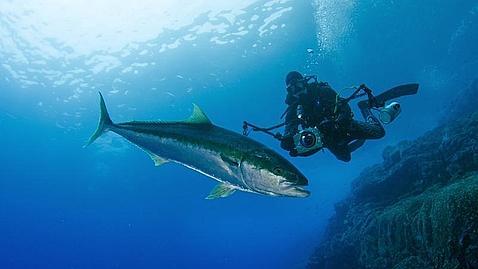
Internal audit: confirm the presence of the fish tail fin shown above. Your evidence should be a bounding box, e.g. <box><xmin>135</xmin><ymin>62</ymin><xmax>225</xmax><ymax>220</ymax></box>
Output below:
<box><xmin>84</xmin><ymin>92</ymin><xmax>113</xmax><ymax>147</ymax></box>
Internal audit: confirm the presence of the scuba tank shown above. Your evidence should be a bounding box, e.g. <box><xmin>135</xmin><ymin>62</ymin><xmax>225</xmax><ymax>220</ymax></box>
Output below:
<box><xmin>379</xmin><ymin>102</ymin><xmax>401</xmax><ymax>124</ymax></box>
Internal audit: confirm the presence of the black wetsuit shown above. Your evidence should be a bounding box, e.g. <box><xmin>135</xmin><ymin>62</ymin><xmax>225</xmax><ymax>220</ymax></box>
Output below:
<box><xmin>284</xmin><ymin>81</ymin><xmax>385</xmax><ymax>162</ymax></box>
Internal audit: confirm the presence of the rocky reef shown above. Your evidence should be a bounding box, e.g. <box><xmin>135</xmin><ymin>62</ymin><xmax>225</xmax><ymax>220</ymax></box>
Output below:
<box><xmin>308</xmin><ymin>82</ymin><xmax>478</xmax><ymax>269</ymax></box>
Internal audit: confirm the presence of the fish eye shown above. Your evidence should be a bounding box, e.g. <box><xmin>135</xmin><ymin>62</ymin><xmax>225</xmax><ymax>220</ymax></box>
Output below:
<box><xmin>273</xmin><ymin>167</ymin><xmax>283</xmax><ymax>175</ymax></box>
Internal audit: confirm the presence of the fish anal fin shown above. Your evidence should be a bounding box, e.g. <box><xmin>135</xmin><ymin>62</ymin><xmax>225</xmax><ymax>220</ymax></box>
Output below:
<box><xmin>206</xmin><ymin>183</ymin><xmax>236</xmax><ymax>200</ymax></box>
<box><xmin>186</xmin><ymin>104</ymin><xmax>212</xmax><ymax>125</ymax></box>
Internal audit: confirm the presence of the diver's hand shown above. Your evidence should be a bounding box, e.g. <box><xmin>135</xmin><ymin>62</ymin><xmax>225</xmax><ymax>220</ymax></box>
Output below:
<box><xmin>280</xmin><ymin>135</ymin><xmax>295</xmax><ymax>151</ymax></box>
<box><xmin>359</xmin><ymin>84</ymin><xmax>372</xmax><ymax>93</ymax></box>
<box><xmin>360</xmin><ymin>84</ymin><xmax>383</xmax><ymax>108</ymax></box>
<box><xmin>289</xmin><ymin>148</ymin><xmax>320</xmax><ymax>157</ymax></box>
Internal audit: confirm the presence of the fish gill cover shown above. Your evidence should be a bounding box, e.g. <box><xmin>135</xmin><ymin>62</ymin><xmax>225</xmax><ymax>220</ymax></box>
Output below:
<box><xmin>0</xmin><ymin>0</ymin><xmax>477</xmax><ymax>269</ymax></box>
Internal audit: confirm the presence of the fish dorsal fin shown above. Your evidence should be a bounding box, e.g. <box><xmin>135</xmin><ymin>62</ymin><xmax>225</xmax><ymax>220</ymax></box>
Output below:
<box><xmin>185</xmin><ymin>104</ymin><xmax>212</xmax><ymax>125</ymax></box>
<box><xmin>206</xmin><ymin>183</ymin><xmax>236</xmax><ymax>200</ymax></box>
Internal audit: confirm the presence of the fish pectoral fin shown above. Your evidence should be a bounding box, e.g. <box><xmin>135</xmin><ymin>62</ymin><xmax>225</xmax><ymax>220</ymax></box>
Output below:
<box><xmin>220</xmin><ymin>154</ymin><xmax>239</xmax><ymax>167</ymax></box>
<box><xmin>134</xmin><ymin>145</ymin><xmax>169</xmax><ymax>166</ymax></box>
<box><xmin>205</xmin><ymin>183</ymin><xmax>236</xmax><ymax>200</ymax></box>
<box><xmin>150</xmin><ymin>154</ymin><xmax>169</xmax><ymax>166</ymax></box>
<box><xmin>143</xmin><ymin>149</ymin><xmax>169</xmax><ymax>166</ymax></box>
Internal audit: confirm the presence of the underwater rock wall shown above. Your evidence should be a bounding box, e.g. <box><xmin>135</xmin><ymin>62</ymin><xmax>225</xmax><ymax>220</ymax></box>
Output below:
<box><xmin>445</xmin><ymin>79</ymin><xmax>478</xmax><ymax>123</ymax></box>
<box><xmin>308</xmin><ymin>82</ymin><xmax>478</xmax><ymax>269</ymax></box>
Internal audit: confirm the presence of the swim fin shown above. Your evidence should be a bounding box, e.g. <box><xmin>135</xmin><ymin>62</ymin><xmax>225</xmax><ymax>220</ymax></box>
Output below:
<box><xmin>358</xmin><ymin>83</ymin><xmax>419</xmax><ymax>109</ymax></box>
<box><xmin>375</xmin><ymin>83</ymin><xmax>419</xmax><ymax>106</ymax></box>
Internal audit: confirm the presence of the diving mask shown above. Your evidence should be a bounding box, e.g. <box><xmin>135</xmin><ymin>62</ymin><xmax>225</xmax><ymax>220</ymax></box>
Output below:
<box><xmin>287</xmin><ymin>80</ymin><xmax>307</xmax><ymax>98</ymax></box>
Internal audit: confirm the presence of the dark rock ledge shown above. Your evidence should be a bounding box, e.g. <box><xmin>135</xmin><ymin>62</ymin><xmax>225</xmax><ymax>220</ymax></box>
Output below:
<box><xmin>308</xmin><ymin>82</ymin><xmax>478</xmax><ymax>269</ymax></box>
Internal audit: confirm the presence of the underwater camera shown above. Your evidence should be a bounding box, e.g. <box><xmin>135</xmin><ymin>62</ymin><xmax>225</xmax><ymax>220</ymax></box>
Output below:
<box><xmin>379</xmin><ymin>101</ymin><xmax>401</xmax><ymax>124</ymax></box>
<box><xmin>293</xmin><ymin>127</ymin><xmax>324</xmax><ymax>155</ymax></box>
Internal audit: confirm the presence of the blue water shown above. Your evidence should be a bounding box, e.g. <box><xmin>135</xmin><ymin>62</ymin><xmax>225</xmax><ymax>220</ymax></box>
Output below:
<box><xmin>1</xmin><ymin>1</ymin><xmax>477</xmax><ymax>268</ymax></box>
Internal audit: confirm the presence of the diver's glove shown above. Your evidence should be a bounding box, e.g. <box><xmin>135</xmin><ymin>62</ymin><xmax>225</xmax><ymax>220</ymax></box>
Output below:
<box><xmin>360</xmin><ymin>84</ymin><xmax>383</xmax><ymax>108</ymax></box>
<box><xmin>289</xmin><ymin>148</ymin><xmax>299</xmax><ymax>157</ymax></box>
<box><xmin>280</xmin><ymin>135</ymin><xmax>295</xmax><ymax>151</ymax></box>
<box><xmin>290</xmin><ymin>148</ymin><xmax>320</xmax><ymax>157</ymax></box>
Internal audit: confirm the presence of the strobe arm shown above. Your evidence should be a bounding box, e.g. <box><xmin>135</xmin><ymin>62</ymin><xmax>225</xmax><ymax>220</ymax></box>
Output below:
<box><xmin>242</xmin><ymin>121</ymin><xmax>284</xmax><ymax>141</ymax></box>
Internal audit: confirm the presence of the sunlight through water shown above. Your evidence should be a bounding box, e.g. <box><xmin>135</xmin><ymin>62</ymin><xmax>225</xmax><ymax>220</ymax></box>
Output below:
<box><xmin>0</xmin><ymin>0</ymin><xmax>293</xmax><ymax>90</ymax></box>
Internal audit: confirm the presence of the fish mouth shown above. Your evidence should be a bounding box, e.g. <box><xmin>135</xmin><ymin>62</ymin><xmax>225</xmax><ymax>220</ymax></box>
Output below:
<box><xmin>280</xmin><ymin>175</ymin><xmax>309</xmax><ymax>187</ymax></box>
<box><xmin>280</xmin><ymin>181</ymin><xmax>310</xmax><ymax>198</ymax></box>
<box><xmin>285</xmin><ymin>185</ymin><xmax>310</xmax><ymax>198</ymax></box>
<box><xmin>291</xmin><ymin>187</ymin><xmax>310</xmax><ymax>198</ymax></box>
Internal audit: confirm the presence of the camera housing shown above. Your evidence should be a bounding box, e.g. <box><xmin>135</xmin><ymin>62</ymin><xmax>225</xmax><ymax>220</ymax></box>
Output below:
<box><xmin>293</xmin><ymin>127</ymin><xmax>324</xmax><ymax>155</ymax></box>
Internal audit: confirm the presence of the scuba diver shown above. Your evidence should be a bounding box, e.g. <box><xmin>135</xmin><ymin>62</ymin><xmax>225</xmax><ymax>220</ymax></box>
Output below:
<box><xmin>276</xmin><ymin>71</ymin><xmax>419</xmax><ymax>162</ymax></box>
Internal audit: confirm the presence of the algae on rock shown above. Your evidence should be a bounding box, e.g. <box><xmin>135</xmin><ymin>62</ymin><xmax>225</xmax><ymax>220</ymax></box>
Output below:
<box><xmin>308</xmin><ymin>104</ymin><xmax>478</xmax><ymax>269</ymax></box>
